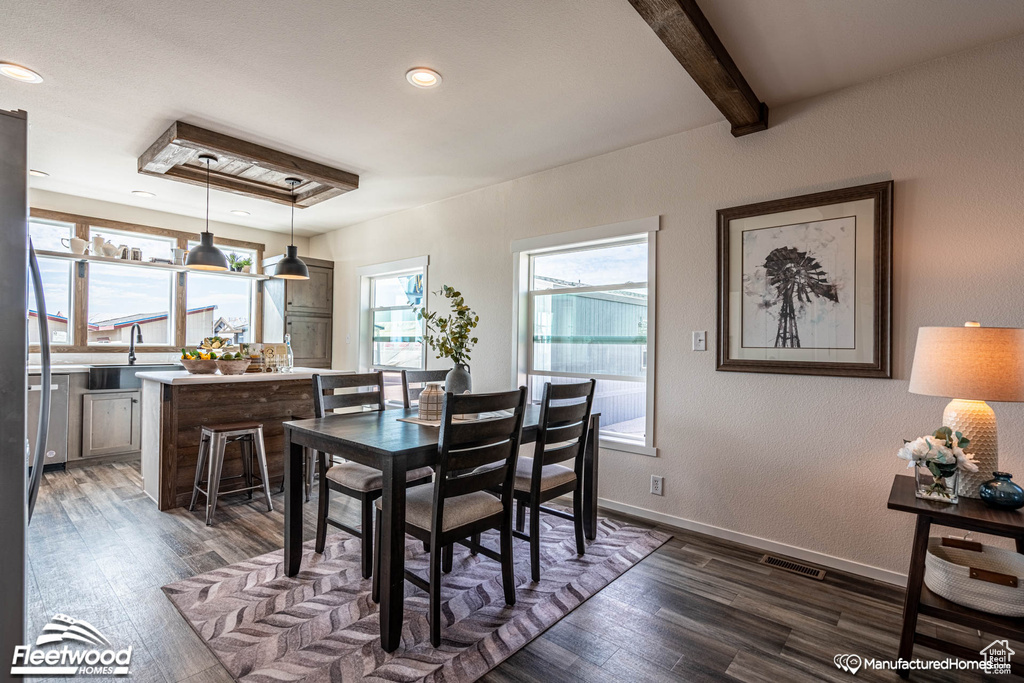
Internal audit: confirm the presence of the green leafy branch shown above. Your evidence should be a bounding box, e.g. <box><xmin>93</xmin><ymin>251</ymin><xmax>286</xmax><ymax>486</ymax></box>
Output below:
<box><xmin>417</xmin><ymin>285</ymin><xmax>479</xmax><ymax>365</ymax></box>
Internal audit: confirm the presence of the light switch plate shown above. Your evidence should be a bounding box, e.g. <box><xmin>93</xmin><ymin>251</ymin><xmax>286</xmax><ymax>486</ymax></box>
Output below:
<box><xmin>692</xmin><ymin>331</ymin><xmax>706</xmax><ymax>351</ymax></box>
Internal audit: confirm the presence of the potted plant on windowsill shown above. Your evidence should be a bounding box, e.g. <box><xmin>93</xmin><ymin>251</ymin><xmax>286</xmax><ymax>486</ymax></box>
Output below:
<box><xmin>227</xmin><ymin>253</ymin><xmax>252</xmax><ymax>273</ymax></box>
<box><xmin>418</xmin><ymin>285</ymin><xmax>479</xmax><ymax>394</ymax></box>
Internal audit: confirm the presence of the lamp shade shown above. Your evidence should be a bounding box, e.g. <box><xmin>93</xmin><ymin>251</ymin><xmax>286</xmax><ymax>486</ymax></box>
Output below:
<box><xmin>273</xmin><ymin>245</ymin><xmax>310</xmax><ymax>280</ymax></box>
<box><xmin>908</xmin><ymin>326</ymin><xmax>1024</xmax><ymax>402</ymax></box>
<box><xmin>185</xmin><ymin>231</ymin><xmax>228</xmax><ymax>271</ymax></box>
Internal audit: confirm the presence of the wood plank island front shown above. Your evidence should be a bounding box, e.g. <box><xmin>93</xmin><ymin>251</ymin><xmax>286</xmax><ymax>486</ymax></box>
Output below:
<box><xmin>136</xmin><ymin>368</ymin><xmax>348</xmax><ymax>510</ymax></box>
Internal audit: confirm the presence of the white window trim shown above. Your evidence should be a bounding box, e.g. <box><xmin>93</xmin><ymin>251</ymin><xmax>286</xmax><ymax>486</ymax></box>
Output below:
<box><xmin>512</xmin><ymin>216</ymin><xmax>658</xmax><ymax>457</ymax></box>
<box><xmin>357</xmin><ymin>255</ymin><xmax>429</xmax><ymax>372</ymax></box>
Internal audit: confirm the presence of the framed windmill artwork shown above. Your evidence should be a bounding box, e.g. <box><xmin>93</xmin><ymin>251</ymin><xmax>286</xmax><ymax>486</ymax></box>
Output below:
<box><xmin>716</xmin><ymin>181</ymin><xmax>893</xmax><ymax>377</ymax></box>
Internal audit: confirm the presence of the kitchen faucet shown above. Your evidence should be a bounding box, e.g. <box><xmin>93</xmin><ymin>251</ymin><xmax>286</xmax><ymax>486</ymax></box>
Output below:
<box><xmin>128</xmin><ymin>323</ymin><xmax>143</xmax><ymax>365</ymax></box>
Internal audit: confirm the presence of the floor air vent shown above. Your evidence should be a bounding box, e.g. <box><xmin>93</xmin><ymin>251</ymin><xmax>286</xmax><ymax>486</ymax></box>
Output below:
<box><xmin>759</xmin><ymin>554</ymin><xmax>826</xmax><ymax>580</ymax></box>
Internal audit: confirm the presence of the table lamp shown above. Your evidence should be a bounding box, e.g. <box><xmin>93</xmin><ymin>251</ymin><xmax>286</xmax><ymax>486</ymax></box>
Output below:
<box><xmin>908</xmin><ymin>323</ymin><xmax>1024</xmax><ymax>498</ymax></box>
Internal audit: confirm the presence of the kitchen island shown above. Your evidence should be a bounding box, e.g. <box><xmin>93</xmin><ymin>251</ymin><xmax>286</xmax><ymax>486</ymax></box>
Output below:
<box><xmin>136</xmin><ymin>368</ymin><xmax>348</xmax><ymax>510</ymax></box>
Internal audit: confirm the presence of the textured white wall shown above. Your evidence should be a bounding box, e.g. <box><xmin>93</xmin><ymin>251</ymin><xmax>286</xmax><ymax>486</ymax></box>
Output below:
<box><xmin>311</xmin><ymin>35</ymin><xmax>1024</xmax><ymax>578</ymax></box>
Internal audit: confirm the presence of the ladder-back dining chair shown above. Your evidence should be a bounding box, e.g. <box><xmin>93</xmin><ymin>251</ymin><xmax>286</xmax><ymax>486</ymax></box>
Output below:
<box><xmin>513</xmin><ymin>379</ymin><xmax>595</xmax><ymax>582</ymax></box>
<box><xmin>312</xmin><ymin>372</ymin><xmax>433</xmax><ymax>578</ymax></box>
<box><xmin>372</xmin><ymin>387</ymin><xmax>527</xmax><ymax>647</ymax></box>
<box><xmin>400</xmin><ymin>369</ymin><xmax>450</xmax><ymax>408</ymax></box>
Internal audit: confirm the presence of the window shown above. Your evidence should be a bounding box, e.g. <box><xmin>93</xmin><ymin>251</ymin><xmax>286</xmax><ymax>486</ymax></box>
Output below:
<box><xmin>91</xmin><ymin>227</ymin><xmax>175</xmax><ymax>261</ymax></box>
<box><xmin>26</xmin><ymin>209</ymin><xmax>267</xmax><ymax>352</ymax></box>
<box><xmin>87</xmin><ymin>228</ymin><xmax>177</xmax><ymax>346</ymax></box>
<box><xmin>358</xmin><ymin>257</ymin><xmax>428</xmax><ymax>371</ymax></box>
<box><xmin>514</xmin><ymin>217</ymin><xmax>657</xmax><ymax>456</ymax></box>
<box><xmin>87</xmin><ymin>264</ymin><xmax>174</xmax><ymax>345</ymax></box>
<box><xmin>28</xmin><ymin>219</ymin><xmax>74</xmax><ymax>345</ymax></box>
<box><xmin>370</xmin><ymin>272</ymin><xmax>424</xmax><ymax>368</ymax></box>
<box><xmin>186</xmin><ymin>246</ymin><xmax>257</xmax><ymax>345</ymax></box>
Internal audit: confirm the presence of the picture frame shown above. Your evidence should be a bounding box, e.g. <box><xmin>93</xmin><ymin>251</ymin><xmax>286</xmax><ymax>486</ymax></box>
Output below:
<box><xmin>716</xmin><ymin>181</ymin><xmax>893</xmax><ymax>378</ymax></box>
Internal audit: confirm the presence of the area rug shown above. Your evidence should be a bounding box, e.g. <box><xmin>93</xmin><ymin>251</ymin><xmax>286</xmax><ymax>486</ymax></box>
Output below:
<box><xmin>162</xmin><ymin>512</ymin><xmax>669</xmax><ymax>682</ymax></box>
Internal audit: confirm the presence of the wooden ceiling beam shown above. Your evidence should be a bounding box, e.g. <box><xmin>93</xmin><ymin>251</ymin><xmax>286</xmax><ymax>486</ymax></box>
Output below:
<box><xmin>628</xmin><ymin>0</ymin><xmax>768</xmax><ymax>136</ymax></box>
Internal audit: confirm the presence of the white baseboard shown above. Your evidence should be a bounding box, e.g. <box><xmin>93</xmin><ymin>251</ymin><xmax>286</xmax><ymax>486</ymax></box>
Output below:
<box><xmin>598</xmin><ymin>498</ymin><xmax>907</xmax><ymax>587</ymax></box>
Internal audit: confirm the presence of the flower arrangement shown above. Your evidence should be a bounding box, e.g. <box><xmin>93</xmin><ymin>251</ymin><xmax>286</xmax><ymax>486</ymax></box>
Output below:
<box><xmin>418</xmin><ymin>285</ymin><xmax>479</xmax><ymax>365</ymax></box>
<box><xmin>898</xmin><ymin>427</ymin><xmax>978</xmax><ymax>502</ymax></box>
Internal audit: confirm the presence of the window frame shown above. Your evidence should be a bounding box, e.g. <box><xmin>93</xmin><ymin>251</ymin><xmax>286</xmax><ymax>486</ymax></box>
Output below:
<box><xmin>357</xmin><ymin>256</ymin><xmax>429</xmax><ymax>372</ymax></box>
<box><xmin>28</xmin><ymin>208</ymin><xmax>266</xmax><ymax>353</ymax></box>
<box><xmin>512</xmin><ymin>216</ymin><xmax>658</xmax><ymax>456</ymax></box>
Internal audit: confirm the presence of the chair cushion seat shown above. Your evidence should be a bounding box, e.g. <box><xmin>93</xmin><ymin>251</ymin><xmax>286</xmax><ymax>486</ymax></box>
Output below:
<box><xmin>326</xmin><ymin>462</ymin><xmax>382</xmax><ymax>491</ymax></box>
<box><xmin>514</xmin><ymin>457</ymin><xmax>576</xmax><ymax>492</ymax></box>
<box><xmin>325</xmin><ymin>463</ymin><xmax>433</xmax><ymax>492</ymax></box>
<box><xmin>375</xmin><ymin>483</ymin><xmax>503</xmax><ymax>532</ymax></box>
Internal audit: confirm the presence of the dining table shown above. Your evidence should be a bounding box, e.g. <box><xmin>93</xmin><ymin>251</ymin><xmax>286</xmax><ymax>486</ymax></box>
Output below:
<box><xmin>282</xmin><ymin>405</ymin><xmax>601</xmax><ymax>652</ymax></box>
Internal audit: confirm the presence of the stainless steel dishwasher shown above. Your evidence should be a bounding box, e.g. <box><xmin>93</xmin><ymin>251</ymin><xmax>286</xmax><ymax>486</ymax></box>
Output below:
<box><xmin>27</xmin><ymin>374</ymin><xmax>69</xmax><ymax>470</ymax></box>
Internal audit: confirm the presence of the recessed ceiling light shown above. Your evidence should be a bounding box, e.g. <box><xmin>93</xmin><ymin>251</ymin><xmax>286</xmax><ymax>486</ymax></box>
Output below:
<box><xmin>230</xmin><ymin>210</ymin><xmax>250</xmax><ymax>216</ymax></box>
<box><xmin>406</xmin><ymin>67</ymin><xmax>442</xmax><ymax>89</ymax></box>
<box><xmin>131</xmin><ymin>190</ymin><xmax>156</xmax><ymax>198</ymax></box>
<box><xmin>0</xmin><ymin>62</ymin><xmax>43</xmax><ymax>84</ymax></box>
<box><xmin>29</xmin><ymin>169</ymin><xmax>49</xmax><ymax>177</ymax></box>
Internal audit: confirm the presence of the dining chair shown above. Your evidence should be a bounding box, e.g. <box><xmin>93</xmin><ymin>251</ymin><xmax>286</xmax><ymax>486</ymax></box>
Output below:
<box><xmin>372</xmin><ymin>387</ymin><xmax>527</xmax><ymax>647</ymax></box>
<box><xmin>400</xmin><ymin>369</ymin><xmax>450</xmax><ymax>408</ymax></box>
<box><xmin>312</xmin><ymin>372</ymin><xmax>433</xmax><ymax>578</ymax></box>
<box><xmin>512</xmin><ymin>380</ymin><xmax>595</xmax><ymax>582</ymax></box>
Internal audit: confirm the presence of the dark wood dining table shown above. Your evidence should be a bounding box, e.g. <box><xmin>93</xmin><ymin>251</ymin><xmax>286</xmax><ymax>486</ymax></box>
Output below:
<box><xmin>282</xmin><ymin>405</ymin><xmax>601</xmax><ymax>652</ymax></box>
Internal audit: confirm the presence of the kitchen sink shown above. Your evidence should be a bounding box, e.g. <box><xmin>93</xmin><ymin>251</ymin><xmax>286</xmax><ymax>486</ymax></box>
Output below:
<box><xmin>87</xmin><ymin>363</ymin><xmax>181</xmax><ymax>390</ymax></box>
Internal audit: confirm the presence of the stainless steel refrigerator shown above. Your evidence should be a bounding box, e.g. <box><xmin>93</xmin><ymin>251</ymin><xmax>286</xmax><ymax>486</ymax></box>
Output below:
<box><xmin>1</xmin><ymin>108</ymin><xmax>53</xmax><ymax>666</ymax></box>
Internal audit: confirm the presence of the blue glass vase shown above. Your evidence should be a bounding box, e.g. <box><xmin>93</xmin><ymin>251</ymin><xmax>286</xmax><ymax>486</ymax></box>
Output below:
<box><xmin>979</xmin><ymin>472</ymin><xmax>1024</xmax><ymax>510</ymax></box>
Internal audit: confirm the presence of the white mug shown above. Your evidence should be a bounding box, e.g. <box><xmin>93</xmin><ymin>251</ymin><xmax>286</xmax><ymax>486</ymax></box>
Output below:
<box><xmin>61</xmin><ymin>237</ymin><xmax>88</xmax><ymax>254</ymax></box>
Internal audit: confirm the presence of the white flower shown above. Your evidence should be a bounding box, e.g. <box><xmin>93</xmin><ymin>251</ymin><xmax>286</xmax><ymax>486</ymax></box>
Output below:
<box><xmin>932</xmin><ymin>444</ymin><xmax>957</xmax><ymax>465</ymax></box>
<box><xmin>897</xmin><ymin>444</ymin><xmax>918</xmax><ymax>468</ymax></box>
<box><xmin>953</xmin><ymin>446</ymin><xmax>979</xmax><ymax>473</ymax></box>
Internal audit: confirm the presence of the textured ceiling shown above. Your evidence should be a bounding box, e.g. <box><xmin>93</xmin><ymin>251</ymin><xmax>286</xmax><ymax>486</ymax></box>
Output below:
<box><xmin>3</xmin><ymin>0</ymin><xmax>1024</xmax><ymax>236</ymax></box>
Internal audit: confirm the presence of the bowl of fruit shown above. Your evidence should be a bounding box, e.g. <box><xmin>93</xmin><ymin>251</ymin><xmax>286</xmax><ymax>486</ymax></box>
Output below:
<box><xmin>180</xmin><ymin>348</ymin><xmax>219</xmax><ymax>374</ymax></box>
<box><xmin>214</xmin><ymin>351</ymin><xmax>251</xmax><ymax>375</ymax></box>
<box><xmin>199</xmin><ymin>336</ymin><xmax>237</xmax><ymax>353</ymax></box>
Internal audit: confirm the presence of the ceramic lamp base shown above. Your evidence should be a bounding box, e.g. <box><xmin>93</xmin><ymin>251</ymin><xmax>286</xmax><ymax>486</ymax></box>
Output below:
<box><xmin>944</xmin><ymin>398</ymin><xmax>998</xmax><ymax>498</ymax></box>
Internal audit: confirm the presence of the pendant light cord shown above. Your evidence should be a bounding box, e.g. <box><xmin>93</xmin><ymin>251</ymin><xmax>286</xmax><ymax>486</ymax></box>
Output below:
<box><xmin>205</xmin><ymin>157</ymin><xmax>211</xmax><ymax>235</ymax></box>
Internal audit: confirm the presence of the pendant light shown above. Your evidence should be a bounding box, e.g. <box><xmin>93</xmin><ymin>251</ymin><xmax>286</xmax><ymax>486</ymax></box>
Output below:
<box><xmin>273</xmin><ymin>177</ymin><xmax>310</xmax><ymax>280</ymax></box>
<box><xmin>185</xmin><ymin>154</ymin><xmax>229</xmax><ymax>271</ymax></box>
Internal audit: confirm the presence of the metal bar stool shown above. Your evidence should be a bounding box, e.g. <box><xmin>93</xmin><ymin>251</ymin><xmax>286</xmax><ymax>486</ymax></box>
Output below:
<box><xmin>189</xmin><ymin>421</ymin><xmax>273</xmax><ymax>525</ymax></box>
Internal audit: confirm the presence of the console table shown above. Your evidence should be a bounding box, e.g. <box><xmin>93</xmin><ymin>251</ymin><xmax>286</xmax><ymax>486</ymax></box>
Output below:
<box><xmin>887</xmin><ymin>474</ymin><xmax>1024</xmax><ymax>677</ymax></box>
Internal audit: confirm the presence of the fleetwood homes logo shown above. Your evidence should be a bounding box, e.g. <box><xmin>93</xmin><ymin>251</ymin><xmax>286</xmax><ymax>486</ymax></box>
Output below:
<box><xmin>11</xmin><ymin>615</ymin><xmax>132</xmax><ymax>677</ymax></box>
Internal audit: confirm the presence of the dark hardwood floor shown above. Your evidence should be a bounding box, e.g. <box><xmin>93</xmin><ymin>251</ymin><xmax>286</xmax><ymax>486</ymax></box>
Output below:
<box><xmin>24</xmin><ymin>462</ymin><xmax>1012</xmax><ymax>682</ymax></box>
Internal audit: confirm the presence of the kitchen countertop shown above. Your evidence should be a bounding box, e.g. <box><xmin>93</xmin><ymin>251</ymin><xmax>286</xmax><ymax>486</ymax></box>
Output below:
<box><xmin>28</xmin><ymin>365</ymin><xmax>90</xmax><ymax>374</ymax></box>
<box><xmin>136</xmin><ymin>367</ymin><xmax>349</xmax><ymax>385</ymax></box>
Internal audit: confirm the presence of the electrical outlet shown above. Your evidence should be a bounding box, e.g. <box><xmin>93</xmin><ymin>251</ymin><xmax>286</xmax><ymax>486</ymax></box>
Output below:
<box><xmin>651</xmin><ymin>475</ymin><xmax>664</xmax><ymax>496</ymax></box>
<box><xmin>345</xmin><ymin>334</ymin><xmax>351</xmax><ymax>344</ymax></box>
<box><xmin>692</xmin><ymin>331</ymin><xmax>706</xmax><ymax>351</ymax></box>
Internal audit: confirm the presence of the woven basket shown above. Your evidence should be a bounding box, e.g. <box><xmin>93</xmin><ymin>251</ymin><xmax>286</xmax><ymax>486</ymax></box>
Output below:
<box><xmin>180</xmin><ymin>359</ymin><xmax>218</xmax><ymax>375</ymax></box>
<box><xmin>924</xmin><ymin>537</ymin><xmax>1024</xmax><ymax>616</ymax></box>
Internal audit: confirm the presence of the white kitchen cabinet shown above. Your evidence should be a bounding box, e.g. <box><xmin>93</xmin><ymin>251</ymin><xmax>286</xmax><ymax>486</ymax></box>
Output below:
<box><xmin>81</xmin><ymin>391</ymin><xmax>141</xmax><ymax>458</ymax></box>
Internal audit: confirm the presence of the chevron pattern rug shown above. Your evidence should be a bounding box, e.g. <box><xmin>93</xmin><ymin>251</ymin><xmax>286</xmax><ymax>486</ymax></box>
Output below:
<box><xmin>163</xmin><ymin>512</ymin><xmax>668</xmax><ymax>682</ymax></box>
